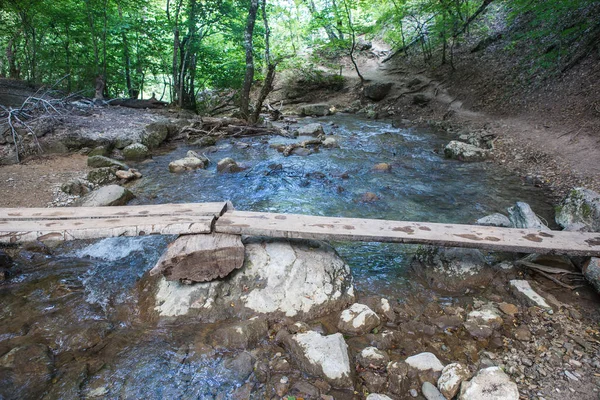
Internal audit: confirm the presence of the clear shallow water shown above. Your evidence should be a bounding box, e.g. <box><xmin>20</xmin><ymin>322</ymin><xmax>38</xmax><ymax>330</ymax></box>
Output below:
<box><xmin>0</xmin><ymin>114</ymin><xmax>555</xmax><ymax>398</ymax></box>
<box><xmin>130</xmin><ymin>114</ymin><xmax>555</xmax><ymax>294</ymax></box>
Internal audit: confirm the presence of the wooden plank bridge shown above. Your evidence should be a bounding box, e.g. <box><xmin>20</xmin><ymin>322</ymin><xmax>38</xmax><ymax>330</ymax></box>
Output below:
<box><xmin>1</xmin><ymin>202</ymin><xmax>599</xmax><ymax>256</ymax></box>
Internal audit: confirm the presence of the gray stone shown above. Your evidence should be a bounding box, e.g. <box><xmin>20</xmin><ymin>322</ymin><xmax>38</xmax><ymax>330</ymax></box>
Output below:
<box><xmin>217</xmin><ymin>157</ymin><xmax>243</xmax><ymax>173</ymax></box>
<box><xmin>212</xmin><ymin>317</ymin><xmax>268</xmax><ymax>350</ymax></box>
<box><xmin>289</xmin><ymin>381</ymin><xmax>320</xmax><ymax>398</ymax></box>
<box><xmin>422</xmin><ymin>381</ymin><xmax>445</xmax><ymax>400</ymax></box>
<box><xmin>141</xmin><ymin>122</ymin><xmax>170</xmax><ymax>149</ymax></box>
<box><xmin>337</xmin><ymin>303</ymin><xmax>380</xmax><ymax>335</ymax></box>
<box><xmin>459</xmin><ymin>367</ymin><xmax>518</xmax><ymax>400</ymax></box>
<box><xmin>61</xmin><ymin>178</ymin><xmax>93</xmax><ymax>196</ymax></box>
<box><xmin>364</xmin><ymin>83</ymin><xmax>394</xmax><ymax>101</ymax></box>
<box><xmin>356</xmin><ymin>347</ymin><xmax>389</xmax><ymax>369</ymax></box>
<box><xmin>476</xmin><ymin>213</ymin><xmax>511</xmax><ymax>227</ymax></box>
<box><xmin>507</xmin><ymin>202</ymin><xmax>550</xmax><ymax>231</ymax></box>
<box><xmin>115</xmin><ymin>169</ymin><xmax>141</xmax><ymax>181</ymax></box>
<box><xmin>583</xmin><ymin>258</ymin><xmax>600</xmax><ymax>294</ymax></box>
<box><xmin>509</xmin><ymin>280</ymin><xmax>551</xmax><ymax>310</ymax></box>
<box><xmin>405</xmin><ymin>352</ymin><xmax>445</xmax><ymax>385</ymax></box>
<box><xmin>556</xmin><ymin>187</ymin><xmax>600</xmax><ymax>232</ymax></box>
<box><xmin>0</xmin><ymin>344</ymin><xmax>54</xmax><ymax>399</ymax></box>
<box><xmin>87</xmin><ymin>155</ymin><xmax>128</xmax><ymax>170</ymax></box>
<box><xmin>411</xmin><ymin>247</ymin><xmax>493</xmax><ymax>292</ymax></box>
<box><xmin>360</xmin><ymin>371</ymin><xmax>388</xmax><ymax>393</ymax></box>
<box><xmin>438</xmin><ymin>363</ymin><xmax>471</xmax><ymax>400</ymax></box>
<box><xmin>297</xmin><ymin>123</ymin><xmax>325</xmax><ymax>136</ymax></box>
<box><xmin>122</xmin><ymin>143</ymin><xmax>149</xmax><ymax>161</ymax></box>
<box><xmin>322</xmin><ymin>136</ymin><xmax>340</xmax><ymax>148</ymax></box>
<box><xmin>221</xmin><ymin>352</ymin><xmax>255</xmax><ymax>383</ymax></box>
<box><xmin>444</xmin><ymin>141</ymin><xmax>489</xmax><ymax>162</ymax></box>
<box><xmin>148</xmin><ymin>238</ymin><xmax>355</xmax><ymax>322</ymax></box>
<box><xmin>87</xmin><ymin>167</ymin><xmax>118</xmax><ymax>185</ymax></box>
<box><xmin>284</xmin><ymin>331</ymin><xmax>353</xmax><ymax>389</ymax></box>
<box><xmin>299</xmin><ymin>104</ymin><xmax>332</xmax><ymax>117</ymax></box>
<box><xmin>77</xmin><ymin>185</ymin><xmax>135</xmax><ymax>207</ymax></box>
<box><xmin>169</xmin><ymin>153</ymin><xmax>209</xmax><ymax>173</ymax></box>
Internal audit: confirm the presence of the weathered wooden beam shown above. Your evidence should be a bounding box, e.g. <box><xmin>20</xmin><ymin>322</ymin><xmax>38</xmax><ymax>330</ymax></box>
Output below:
<box><xmin>215</xmin><ymin>211</ymin><xmax>600</xmax><ymax>256</ymax></box>
<box><xmin>0</xmin><ymin>202</ymin><xmax>228</xmax><ymax>221</ymax></box>
<box><xmin>0</xmin><ymin>215</ymin><xmax>215</xmax><ymax>244</ymax></box>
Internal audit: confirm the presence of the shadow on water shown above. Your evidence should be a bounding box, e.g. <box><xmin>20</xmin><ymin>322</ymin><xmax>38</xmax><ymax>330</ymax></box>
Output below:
<box><xmin>0</xmin><ymin>114</ymin><xmax>556</xmax><ymax>398</ymax></box>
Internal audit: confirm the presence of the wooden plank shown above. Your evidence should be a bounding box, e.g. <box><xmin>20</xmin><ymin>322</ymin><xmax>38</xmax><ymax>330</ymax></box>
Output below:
<box><xmin>215</xmin><ymin>211</ymin><xmax>600</xmax><ymax>256</ymax></box>
<box><xmin>0</xmin><ymin>202</ymin><xmax>228</xmax><ymax>221</ymax></box>
<box><xmin>0</xmin><ymin>215</ymin><xmax>215</xmax><ymax>244</ymax></box>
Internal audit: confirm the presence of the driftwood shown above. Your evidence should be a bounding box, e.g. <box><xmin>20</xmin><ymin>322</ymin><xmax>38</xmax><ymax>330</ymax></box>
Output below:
<box><xmin>516</xmin><ymin>260</ymin><xmax>584</xmax><ymax>290</ymax></box>
<box><xmin>181</xmin><ymin>116</ymin><xmax>289</xmax><ymax>139</ymax></box>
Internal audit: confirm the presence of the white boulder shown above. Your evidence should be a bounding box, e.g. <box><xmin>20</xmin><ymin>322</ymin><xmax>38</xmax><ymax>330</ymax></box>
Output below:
<box><xmin>338</xmin><ymin>303</ymin><xmax>380</xmax><ymax>335</ymax></box>
<box><xmin>459</xmin><ymin>367</ymin><xmax>518</xmax><ymax>400</ymax></box>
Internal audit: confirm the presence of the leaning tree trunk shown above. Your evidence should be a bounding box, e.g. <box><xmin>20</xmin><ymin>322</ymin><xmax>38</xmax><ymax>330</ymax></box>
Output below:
<box><xmin>240</xmin><ymin>0</ymin><xmax>259</xmax><ymax>120</ymax></box>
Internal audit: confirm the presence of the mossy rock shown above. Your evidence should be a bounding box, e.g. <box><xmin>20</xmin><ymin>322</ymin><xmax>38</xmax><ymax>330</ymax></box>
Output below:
<box><xmin>87</xmin><ymin>155</ymin><xmax>129</xmax><ymax>170</ymax></box>
<box><xmin>122</xmin><ymin>143</ymin><xmax>150</xmax><ymax>161</ymax></box>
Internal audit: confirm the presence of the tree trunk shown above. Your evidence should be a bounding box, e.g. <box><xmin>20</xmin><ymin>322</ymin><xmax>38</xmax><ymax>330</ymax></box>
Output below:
<box><xmin>117</xmin><ymin>1</ymin><xmax>133</xmax><ymax>98</ymax></box>
<box><xmin>240</xmin><ymin>0</ymin><xmax>259</xmax><ymax>120</ymax></box>
<box><xmin>342</xmin><ymin>0</ymin><xmax>364</xmax><ymax>83</ymax></box>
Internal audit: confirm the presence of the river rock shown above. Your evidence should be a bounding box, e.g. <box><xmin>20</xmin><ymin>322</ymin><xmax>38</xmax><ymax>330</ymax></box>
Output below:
<box><xmin>405</xmin><ymin>352</ymin><xmax>445</xmax><ymax>384</ymax></box>
<box><xmin>61</xmin><ymin>178</ymin><xmax>93</xmax><ymax>196</ymax></box>
<box><xmin>0</xmin><ymin>344</ymin><xmax>54</xmax><ymax>399</ymax></box>
<box><xmin>169</xmin><ymin>152</ymin><xmax>209</xmax><ymax>173</ymax></box>
<box><xmin>422</xmin><ymin>381</ymin><xmax>445</xmax><ymax>400</ymax></box>
<box><xmin>284</xmin><ymin>331</ymin><xmax>353</xmax><ymax>389</ymax></box>
<box><xmin>141</xmin><ymin>122</ymin><xmax>169</xmax><ymax>149</ymax></box>
<box><xmin>87</xmin><ymin>155</ymin><xmax>128</xmax><ymax>170</ymax></box>
<box><xmin>459</xmin><ymin>367</ymin><xmax>518</xmax><ymax>400</ymax></box>
<box><xmin>360</xmin><ymin>370</ymin><xmax>388</xmax><ymax>393</ymax></box>
<box><xmin>413</xmin><ymin>93</ymin><xmax>432</xmax><ymax>106</ymax></box>
<box><xmin>212</xmin><ymin>316</ymin><xmax>268</xmax><ymax>350</ymax></box>
<box><xmin>444</xmin><ymin>141</ymin><xmax>489</xmax><ymax>162</ymax></box>
<box><xmin>438</xmin><ymin>363</ymin><xmax>471</xmax><ymax>399</ymax></box>
<box><xmin>364</xmin><ymin>82</ymin><xmax>394</xmax><ymax>101</ymax></box>
<box><xmin>322</xmin><ymin>136</ymin><xmax>340</xmax><ymax>148</ymax></box>
<box><xmin>555</xmin><ymin>187</ymin><xmax>600</xmax><ymax>231</ymax></box>
<box><xmin>411</xmin><ymin>247</ymin><xmax>492</xmax><ymax>292</ymax></box>
<box><xmin>476</xmin><ymin>213</ymin><xmax>511</xmax><ymax>227</ymax></box>
<box><xmin>509</xmin><ymin>280</ymin><xmax>552</xmax><ymax>310</ymax></box>
<box><xmin>387</xmin><ymin>361</ymin><xmax>409</xmax><ymax>395</ymax></box>
<box><xmin>373</xmin><ymin>162</ymin><xmax>392</xmax><ymax>172</ymax></box>
<box><xmin>583</xmin><ymin>257</ymin><xmax>600</xmax><ymax>293</ymax></box>
<box><xmin>88</xmin><ymin>145</ymin><xmax>109</xmax><ymax>157</ymax></box>
<box><xmin>356</xmin><ymin>346</ymin><xmax>389</xmax><ymax>369</ymax></box>
<box><xmin>146</xmin><ymin>238</ymin><xmax>355</xmax><ymax>322</ymax></box>
<box><xmin>507</xmin><ymin>202</ymin><xmax>550</xmax><ymax>231</ymax></box>
<box><xmin>366</xmin><ymin>395</ymin><xmax>393</xmax><ymax>400</ymax></box>
<box><xmin>76</xmin><ymin>185</ymin><xmax>135</xmax><ymax>207</ymax></box>
<box><xmin>87</xmin><ymin>167</ymin><xmax>118</xmax><ymax>185</ymax></box>
<box><xmin>300</xmin><ymin>104</ymin><xmax>332</xmax><ymax>117</ymax></box>
<box><xmin>122</xmin><ymin>143</ymin><xmax>149</xmax><ymax>161</ymax></box>
<box><xmin>217</xmin><ymin>157</ymin><xmax>243</xmax><ymax>173</ymax></box>
<box><xmin>464</xmin><ymin>305</ymin><xmax>503</xmax><ymax>339</ymax></box>
<box><xmin>115</xmin><ymin>169</ymin><xmax>141</xmax><ymax>181</ymax></box>
<box><xmin>338</xmin><ymin>303</ymin><xmax>380</xmax><ymax>335</ymax></box>
<box><xmin>297</xmin><ymin>123</ymin><xmax>324</xmax><ymax>136</ymax></box>
<box><xmin>150</xmin><ymin>233</ymin><xmax>245</xmax><ymax>282</ymax></box>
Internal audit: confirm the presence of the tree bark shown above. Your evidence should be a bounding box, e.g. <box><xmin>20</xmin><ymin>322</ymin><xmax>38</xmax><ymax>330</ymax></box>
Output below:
<box><xmin>117</xmin><ymin>1</ymin><xmax>133</xmax><ymax>98</ymax></box>
<box><xmin>240</xmin><ymin>0</ymin><xmax>259</xmax><ymax>120</ymax></box>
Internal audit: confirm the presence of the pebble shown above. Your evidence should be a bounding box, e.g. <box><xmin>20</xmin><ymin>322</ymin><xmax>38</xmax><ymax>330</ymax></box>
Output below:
<box><xmin>409</xmin><ymin>389</ymin><xmax>418</xmax><ymax>397</ymax></box>
<box><xmin>564</xmin><ymin>370</ymin><xmax>579</xmax><ymax>382</ymax></box>
<box><xmin>422</xmin><ymin>382</ymin><xmax>445</xmax><ymax>400</ymax></box>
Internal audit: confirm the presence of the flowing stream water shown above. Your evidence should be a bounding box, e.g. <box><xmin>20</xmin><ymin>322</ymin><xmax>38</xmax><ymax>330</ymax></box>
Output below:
<box><xmin>0</xmin><ymin>115</ymin><xmax>555</xmax><ymax>399</ymax></box>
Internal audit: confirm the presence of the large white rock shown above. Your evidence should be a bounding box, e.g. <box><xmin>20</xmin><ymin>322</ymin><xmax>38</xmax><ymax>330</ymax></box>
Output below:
<box><xmin>459</xmin><ymin>367</ymin><xmax>518</xmax><ymax>400</ymax></box>
<box><xmin>285</xmin><ymin>331</ymin><xmax>353</xmax><ymax>389</ymax></box>
<box><xmin>77</xmin><ymin>185</ymin><xmax>134</xmax><ymax>207</ymax></box>
<box><xmin>337</xmin><ymin>303</ymin><xmax>380</xmax><ymax>335</ymax></box>
<box><xmin>509</xmin><ymin>280</ymin><xmax>551</xmax><ymax>310</ymax></box>
<box><xmin>438</xmin><ymin>363</ymin><xmax>471</xmax><ymax>399</ymax></box>
<box><xmin>147</xmin><ymin>238</ymin><xmax>355</xmax><ymax>322</ymax></box>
